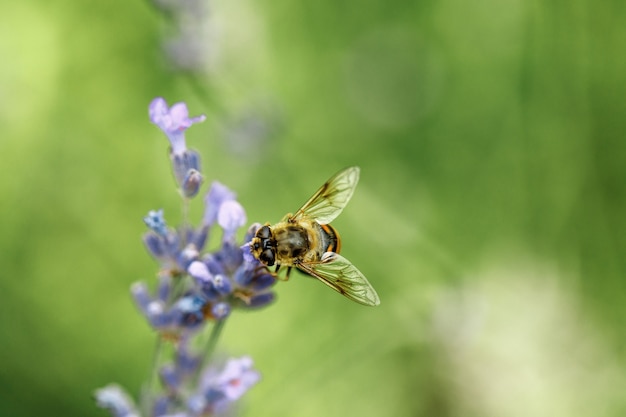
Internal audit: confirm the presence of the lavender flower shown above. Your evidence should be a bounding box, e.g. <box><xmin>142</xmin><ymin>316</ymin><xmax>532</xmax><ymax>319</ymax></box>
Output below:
<box><xmin>142</xmin><ymin>213</ymin><xmax>206</xmax><ymax>275</ymax></box>
<box><xmin>149</xmin><ymin>97</ymin><xmax>206</xmax><ymax>194</ymax></box>
<box><xmin>149</xmin><ymin>98</ymin><xmax>206</xmax><ymax>155</ymax></box>
<box><xmin>96</xmin><ymin>98</ymin><xmax>271</xmax><ymax>417</ymax></box>
<box><xmin>217</xmin><ymin>200</ymin><xmax>247</xmax><ymax>241</ymax></box>
<box><xmin>203</xmin><ymin>181</ymin><xmax>237</xmax><ymax>227</ymax></box>
<box><xmin>188</xmin><ymin>356</ymin><xmax>260</xmax><ymax>416</ymax></box>
<box><xmin>153</xmin><ymin>354</ymin><xmax>261</xmax><ymax>417</ymax></box>
<box><xmin>135</xmin><ymin>187</ymin><xmax>275</xmax><ymax>337</ymax></box>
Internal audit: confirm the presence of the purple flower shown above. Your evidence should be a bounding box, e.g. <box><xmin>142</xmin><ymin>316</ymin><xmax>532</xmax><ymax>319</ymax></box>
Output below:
<box><xmin>189</xmin><ymin>356</ymin><xmax>260</xmax><ymax>415</ymax></box>
<box><xmin>218</xmin><ymin>200</ymin><xmax>247</xmax><ymax>240</ymax></box>
<box><xmin>203</xmin><ymin>181</ymin><xmax>237</xmax><ymax>226</ymax></box>
<box><xmin>187</xmin><ymin>239</ymin><xmax>277</xmax><ymax>313</ymax></box>
<box><xmin>131</xmin><ymin>277</ymin><xmax>209</xmax><ymax>333</ymax></box>
<box><xmin>142</xmin><ymin>212</ymin><xmax>209</xmax><ymax>274</ymax></box>
<box><xmin>136</xmin><ymin>207</ymin><xmax>275</xmax><ymax>335</ymax></box>
<box><xmin>176</xmin><ymin>295</ymin><xmax>209</xmax><ymax>329</ymax></box>
<box><xmin>188</xmin><ymin>260</ymin><xmax>213</xmax><ymax>285</ymax></box>
<box><xmin>211</xmin><ymin>302</ymin><xmax>231</xmax><ymax>320</ymax></box>
<box><xmin>99</xmin><ymin>99</ymin><xmax>278</xmax><ymax>417</ymax></box>
<box><xmin>131</xmin><ymin>280</ymin><xmax>173</xmax><ymax>330</ymax></box>
<box><xmin>216</xmin><ymin>356</ymin><xmax>260</xmax><ymax>401</ymax></box>
<box><xmin>149</xmin><ymin>97</ymin><xmax>206</xmax><ymax>155</ymax></box>
<box><xmin>188</xmin><ymin>260</ymin><xmax>230</xmax><ymax>302</ymax></box>
<box><xmin>142</xmin><ymin>227</ymin><xmax>195</xmax><ymax>273</ymax></box>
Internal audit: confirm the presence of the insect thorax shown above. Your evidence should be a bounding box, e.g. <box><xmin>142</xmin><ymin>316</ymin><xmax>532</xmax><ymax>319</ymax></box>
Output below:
<box><xmin>273</xmin><ymin>223</ymin><xmax>311</xmax><ymax>262</ymax></box>
<box><xmin>273</xmin><ymin>221</ymin><xmax>338</xmax><ymax>265</ymax></box>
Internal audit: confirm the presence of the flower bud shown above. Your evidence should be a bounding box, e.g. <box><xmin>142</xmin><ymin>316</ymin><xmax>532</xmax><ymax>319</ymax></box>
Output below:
<box><xmin>182</xmin><ymin>168</ymin><xmax>204</xmax><ymax>198</ymax></box>
<box><xmin>171</xmin><ymin>149</ymin><xmax>201</xmax><ymax>189</ymax></box>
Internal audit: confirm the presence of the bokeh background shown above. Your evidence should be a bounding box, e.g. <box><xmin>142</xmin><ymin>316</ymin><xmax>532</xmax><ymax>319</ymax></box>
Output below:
<box><xmin>1</xmin><ymin>0</ymin><xmax>625</xmax><ymax>416</ymax></box>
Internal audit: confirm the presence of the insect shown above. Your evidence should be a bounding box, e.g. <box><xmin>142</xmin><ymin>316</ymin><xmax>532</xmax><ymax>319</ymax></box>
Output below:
<box><xmin>250</xmin><ymin>166</ymin><xmax>380</xmax><ymax>306</ymax></box>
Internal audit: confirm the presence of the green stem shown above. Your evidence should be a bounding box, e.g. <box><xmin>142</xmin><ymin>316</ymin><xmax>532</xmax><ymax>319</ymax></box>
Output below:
<box><xmin>195</xmin><ymin>319</ymin><xmax>227</xmax><ymax>379</ymax></box>
<box><xmin>181</xmin><ymin>197</ymin><xmax>189</xmax><ymax>225</ymax></box>
<box><xmin>141</xmin><ymin>335</ymin><xmax>165</xmax><ymax>416</ymax></box>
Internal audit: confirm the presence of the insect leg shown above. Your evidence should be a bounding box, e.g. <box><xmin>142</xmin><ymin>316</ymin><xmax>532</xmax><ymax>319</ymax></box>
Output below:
<box><xmin>272</xmin><ymin>263</ymin><xmax>289</xmax><ymax>281</ymax></box>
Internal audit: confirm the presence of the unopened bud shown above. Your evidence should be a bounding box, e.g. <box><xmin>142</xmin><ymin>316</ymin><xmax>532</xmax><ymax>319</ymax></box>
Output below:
<box><xmin>182</xmin><ymin>169</ymin><xmax>203</xmax><ymax>198</ymax></box>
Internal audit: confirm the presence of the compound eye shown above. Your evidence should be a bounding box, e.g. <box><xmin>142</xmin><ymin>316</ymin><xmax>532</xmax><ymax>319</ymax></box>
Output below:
<box><xmin>257</xmin><ymin>225</ymin><xmax>272</xmax><ymax>239</ymax></box>
<box><xmin>260</xmin><ymin>249</ymin><xmax>275</xmax><ymax>266</ymax></box>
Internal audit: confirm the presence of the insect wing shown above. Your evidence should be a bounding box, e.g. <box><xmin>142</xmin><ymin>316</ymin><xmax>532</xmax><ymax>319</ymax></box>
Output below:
<box><xmin>297</xmin><ymin>253</ymin><xmax>380</xmax><ymax>306</ymax></box>
<box><xmin>290</xmin><ymin>166</ymin><xmax>360</xmax><ymax>225</ymax></box>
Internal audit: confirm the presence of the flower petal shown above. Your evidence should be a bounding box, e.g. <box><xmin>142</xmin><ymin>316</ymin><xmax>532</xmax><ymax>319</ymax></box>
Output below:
<box><xmin>203</xmin><ymin>182</ymin><xmax>236</xmax><ymax>226</ymax></box>
<box><xmin>218</xmin><ymin>200</ymin><xmax>247</xmax><ymax>234</ymax></box>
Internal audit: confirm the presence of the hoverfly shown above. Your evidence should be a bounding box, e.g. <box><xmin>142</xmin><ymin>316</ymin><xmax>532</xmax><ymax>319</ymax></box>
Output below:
<box><xmin>250</xmin><ymin>166</ymin><xmax>380</xmax><ymax>306</ymax></box>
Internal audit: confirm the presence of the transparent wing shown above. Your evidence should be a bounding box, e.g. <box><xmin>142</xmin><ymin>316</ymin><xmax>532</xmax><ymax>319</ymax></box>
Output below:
<box><xmin>289</xmin><ymin>166</ymin><xmax>360</xmax><ymax>225</ymax></box>
<box><xmin>296</xmin><ymin>253</ymin><xmax>380</xmax><ymax>306</ymax></box>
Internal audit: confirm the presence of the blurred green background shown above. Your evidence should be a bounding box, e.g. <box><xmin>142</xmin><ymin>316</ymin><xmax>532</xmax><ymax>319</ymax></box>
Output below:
<box><xmin>1</xmin><ymin>0</ymin><xmax>625</xmax><ymax>416</ymax></box>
